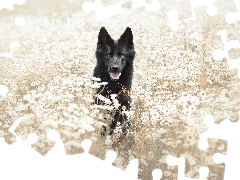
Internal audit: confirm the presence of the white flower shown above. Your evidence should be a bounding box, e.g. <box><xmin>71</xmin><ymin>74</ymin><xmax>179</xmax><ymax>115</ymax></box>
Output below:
<box><xmin>91</xmin><ymin>83</ymin><xmax>101</xmax><ymax>88</ymax></box>
<box><xmin>101</xmin><ymin>82</ymin><xmax>108</xmax><ymax>85</ymax></box>
<box><xmin>169</xmin><ymin>105</ymin><xmax>177</xmax><ymax>114</ymax></box>
<box><xmin>85</xmin><ymin>117</ymin><xmax>93</xmax><ymax>124</ymax></box>
<box><xmin>188</xmin><ymin>104</ymin><xmax>196</xmax><ymax>112</ymax></box>
<box><xmin>183</xmin><ymin>108</ymin><xmax>192</xmax><ymax>116</ymax></box>
<box><xmin>82</xmin><ymin>107</ymin><xmax>89</xmax><ymax>114</ymax></box>
<box><xmin>113</xmin><ymin>99</ymin><xmax>120</xmax><ymax>108</ymax></box>
<box><xmin>199</xmin><ymin>90</ymin><xmax>207</xmax><ymax>99</ymax></box>
<box><xmin>163</xmin><ymin>106</ymin><xmax>171</xmax><ymax>116</ymax></box>
<box><xmin>107</xmin><ymin>106</ymin><xmax>114</xmax><ymax>111</ymax></box>
<box><xmin>31</xmin><ymin>81</ymin><xmax>36</xmax><ymax>87</ymax></box>
<box><xmin>91</xmin><ymin>77</ymin><xmax>101</xmax><ymax>81</ymax></box>
<box><xmin>189</xmin><ymin>96</ymin><xmax>200</xmax><ymax>105</ymax></box>
<box><xmin>69</xmin><ymin>115</ymin><xmax>78</xmax><ymax>121</ymax></box>
<box><xmin>150</xmin><ymin>109</ymin><xmax>160</xmax><ymax>119</ymax></box>
<box><xmin>110</xmin><ymin>94</ymin><xmax>117</xmax><ymax>99</ymax></box>
<box><xmin>85</xmin><ymin>82</ymin><xmax>92</xmax><ymax>87</ymax></box>
<box><xmin>178</xmin><ymin>96</ymin><xmax>187</xmax><ymax>106</ymax></box>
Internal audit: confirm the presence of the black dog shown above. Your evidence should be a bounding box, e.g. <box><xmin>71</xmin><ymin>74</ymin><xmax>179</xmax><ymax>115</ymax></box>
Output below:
<box><xmin>93</xmin><ymin>27</ymin><xmax>135</xmax><ymax>136</ymax></box>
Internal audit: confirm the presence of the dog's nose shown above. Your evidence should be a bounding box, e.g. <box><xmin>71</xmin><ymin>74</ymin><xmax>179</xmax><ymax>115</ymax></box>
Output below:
<box><xmin>111</xmin><ymin>66</ymin><xmax>119</xmax><ymax>72</ymax></box>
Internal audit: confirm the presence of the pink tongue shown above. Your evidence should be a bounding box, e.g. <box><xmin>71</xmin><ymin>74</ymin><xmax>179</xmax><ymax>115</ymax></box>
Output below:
<box><xmin>110</xmin><ymin>72</ymin><xmax>121</xmax><ymax>80</ymax></box>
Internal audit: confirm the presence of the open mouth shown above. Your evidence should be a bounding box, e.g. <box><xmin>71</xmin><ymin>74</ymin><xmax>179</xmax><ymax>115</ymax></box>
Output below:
<box><xmin>109</xmin><ymin>72</ymin><xmax>121</xmax><ymax>80</ymax></box>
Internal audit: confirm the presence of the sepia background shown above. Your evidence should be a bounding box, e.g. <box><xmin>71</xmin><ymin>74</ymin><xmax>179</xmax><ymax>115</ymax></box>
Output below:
<box><xmin>1</xmin><ymin>0</ymin><xmax>240</xmax><ymax>179</ymax></box>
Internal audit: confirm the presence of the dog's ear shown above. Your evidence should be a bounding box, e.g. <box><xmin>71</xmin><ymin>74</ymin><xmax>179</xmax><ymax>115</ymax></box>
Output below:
<box><xmin>97</xmin><ymin>27</ymin><xmax>112</xmax><ymax>47</ymax></box>
<box><xmin>119</xmin><ymin>27</ymin><xmax>133</xmax><ymax>47</ymax></box>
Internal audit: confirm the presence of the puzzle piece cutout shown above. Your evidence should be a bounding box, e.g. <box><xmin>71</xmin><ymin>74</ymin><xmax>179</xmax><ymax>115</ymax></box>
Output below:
<box><xmin>167</xmin><ymin>155</ymin><xmax>209</xmax><ymax>180</ymax></box>
<box><xmin>0</xmin><ymin>0</ymin><xmax>26</xmax><ymax>58</ymax></box>
<box><xmin>82</xmin><ymin>0</ymin><xmax>192</xmax><ymax>24</ymax></box>
<box><xmin>0</xmin><ymin>42</ymin><xmax>20</xmax><ymax>58</ymax></box>
<box><xmin>159</xmin><ymin>0</ymin><xmax>192</xmax><ymax>28</ymax></box>
<box><xmin>1</xmin><ymin>121</ymin><xmax>139</xmax><ymax>180</ymax></box>
<box><xmin>220</xmin><ymin>20</ymin><xmax>240</xmax><ymax>65</ymax></box>
<box><xmin>228</xmin><ymin>48</ymin><xmax>240</xmax><ymax>60</ymax></box>
<box><xmin>189</xmin><ymin>0</ymin><xmax>240</xmax><ymax>123</ymax></box>
<box><xmin>1</xmin><ymin>115</ymin><xmax>237</xmax><ymax>180</ymax></box>
<box><xmin>182</xmin><ymin>0</ymin><xmax>240</xmax><ymax>75</ymax></box>
<box><xmin>0</xmin><ymin>84</ymin><xmax>9</xmax><ymax>97</ymax></box>
<box><xmin>0</xmin><ymin>1</ymin><xmax>240</xmax><ymax>179</ymax></box>
<box><xmin>131</xmin><ymin>0</ymin><xmax>161</xmax><ymax>11</ymax></box>
<box><xmin>82</xmin><ymin>0</ymin><xmax>125</xmax><ymax>21</ymax></box>
<box><xmin>0</xmin><ymin>83</ymin><xmax>17</xmax><ymax>144</ymax></box>
<box><xmin>87</xmin><ymin>117</ymin><xmax>227</xmax><ymax>179</ymax></box>
<box><xmin>209</xmin><ymin>0</ymin><xmax>240</xmax><ymax>72</ymax></box>
<box><xmin>0</xmin><ymin>0</ymin><xmax>25</xmax><ymax>10</ymax></box>
<box><xmin>199</xmin><ymin>114</ymin><xmax>240</xmax><ymax>179</ymax></box>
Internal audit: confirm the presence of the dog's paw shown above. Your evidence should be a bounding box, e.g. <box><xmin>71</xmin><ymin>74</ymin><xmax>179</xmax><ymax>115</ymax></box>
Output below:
<box><xmin>117</xmin><ymin>92</ymin><xmax>131</xmax><ymax>103</ymax></box>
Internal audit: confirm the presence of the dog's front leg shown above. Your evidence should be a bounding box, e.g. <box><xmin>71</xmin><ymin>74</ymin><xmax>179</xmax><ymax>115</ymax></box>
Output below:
<box><xmin>117</xmin><ymin>90</ymin><xmax>131</xmax><ymax>110</ymax></box>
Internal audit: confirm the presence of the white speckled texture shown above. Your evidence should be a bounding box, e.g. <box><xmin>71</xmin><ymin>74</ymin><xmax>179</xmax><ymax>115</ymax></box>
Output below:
<box><xmin>0</xmin><ymin>0</ymin><xmax>239</xmax><ymax>179</ymax></box>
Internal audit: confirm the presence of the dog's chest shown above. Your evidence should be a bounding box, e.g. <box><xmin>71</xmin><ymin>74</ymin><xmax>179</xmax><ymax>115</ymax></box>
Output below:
<box><xmin>103</xmin><ymin>82</ymin><xmax>122</xmax><ymax>96</ymax></box>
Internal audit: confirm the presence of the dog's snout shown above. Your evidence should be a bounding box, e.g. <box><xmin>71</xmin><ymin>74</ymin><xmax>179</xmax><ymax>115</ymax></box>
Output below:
<box><xmin>111</xmin><ymin>66</ymin><xmax>119</xmax><ymax>72</ymax></box>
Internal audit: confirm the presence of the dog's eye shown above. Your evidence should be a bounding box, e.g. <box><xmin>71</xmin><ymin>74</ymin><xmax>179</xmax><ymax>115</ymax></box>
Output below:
<box><xmin>118</xmin><ymin>54</ymin><xmax>124</xmax><ymax>58</ymax></box>
<box><xmin>106</xmin><ymin>54</ymin><xmax>111</xmax><ymax>58</ymax></box>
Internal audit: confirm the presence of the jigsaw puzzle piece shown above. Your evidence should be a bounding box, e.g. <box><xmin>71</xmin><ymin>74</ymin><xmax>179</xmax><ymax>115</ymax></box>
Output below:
<box><xmin>0</xmin><ymin>81</ymin><xmax>19</xmax><ymax>145</ymax></box>
<box><xmin>167</xmin><ymin>155</ymin><xmax>210</xmax><ymax>180</ymax></box>
<box><xmin>212</xmin><ymin>30</ymin><xmax>240</xmax><ymax>61</ymax></box>
<box><xmin>88</xmin><ymin>130</ymin><xmax>179</xmax><ymax>180</ymax></box>
<box><xmin>199</xmin><ymin>114</ymin><xmax>240</xmax><ymax>179</ymax></box>
<box><xmin>0</xmin><ymin>42</ymin><xmax>20</xmax><ymax>58</ymax></box>
<box><xmin>189</xmin><ymin>1</ymin><xmax>240</xmax><ymax>123</ymax></box>
<box><xmin>83</xmin><ymin>137</ymin><xmax>139</xmax><ymax>180</ymax></box>
<box><xmin>192</xmin><ymin>1</ymin><xmax>236</xmax><ymax>57</ymax></box>
<box><xmin>0</xmin><ymin>83</ymin><xmax>53</xmax><ymax>154</ymax></box>
<box><xmin>180</xmin><ymin>138</ymin><xmax>227</xmax><ymax>180</ymax></box>
<box><xmin>223</xmin><ymin>0</ymin><xmax>240</xmax><ymax>42</ymax></box>
<box><xmin>160</xmin><ymin>0</ymin><xmax>192</xmax><ymax>25</ymax></box>
<box><xmin>1</xmin><ymin>0</ymin><xmax>100</xmax><ymax>156</ymax></box>
<box><xmin>184</xmin><ymin>0</ymin><xmax>237</xmax><ymax>64</ymax></box>
<box><xmin>15</xmin><ymin>118</ymin><xmax>87</xmax><ymax>155</ymax></box>
<box><xmin>133</xmin><ymin>0</ymin><xmax>192</xmax><ymax>28</ymax></box>
<box><xmin>140</xmin><ymin>157</ymin><xmax>178</xmax><ymax>180</ymax></box>
<box><xmin>0</xmin><ymin>0</ymin><xmax>24</xmax><ymax>54</ymax></box>
<box><xmin>223</xmin><ymin>0</ymin><xmax>240</xmax><ymax>60</ymax></box>
<box><xmin>14</xmin><ymin>119</ymin><xmax>55</xmax><ymax>155</ymax></box>
<box><xmin>208</xmin><ymin>0</ymin><xmax>240</xmax><ymax>63</ymax></box>
<box><xmin>228</xmin><ymin>47</ymin><xmax>240</xmax><ymax>60</ymax></box>
<box><xmin>224</xmin><ymin>20</ymin><xmax>240</xmax><ymax>42</ymax></box>
<box><xmin>203</xmin><ymin>0</ymin><xmax>240</xmax><ymax>62</ymax></box>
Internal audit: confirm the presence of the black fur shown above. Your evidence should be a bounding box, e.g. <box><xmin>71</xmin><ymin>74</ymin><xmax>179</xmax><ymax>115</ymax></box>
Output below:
<box><xmin>93</xmin><ymin>27</ymin><xmax>135</xmax><ymax>136</ymax></box>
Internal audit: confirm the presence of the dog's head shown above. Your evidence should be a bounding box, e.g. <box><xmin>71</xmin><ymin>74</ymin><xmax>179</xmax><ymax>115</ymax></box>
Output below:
<box><xmin>96</xmin><ymin>27</ymin><xmax>135</xmax><ymax>81</ymax></box>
